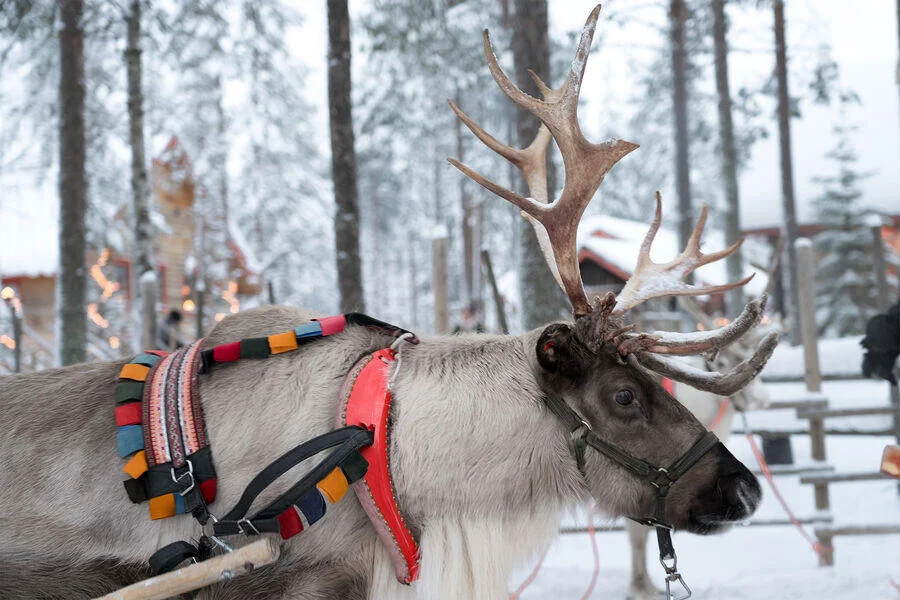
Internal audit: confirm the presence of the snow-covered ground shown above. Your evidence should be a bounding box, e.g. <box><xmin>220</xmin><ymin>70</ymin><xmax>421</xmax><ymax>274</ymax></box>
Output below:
<box><xmin>764</xmin><ymin>337</ymin><xmax>868</xmax><ymax>381</ymax></box>
<box><xmin>513</xmin><ymin>434</ymin><xmax>900</xmax><ymax>599</ymax></box>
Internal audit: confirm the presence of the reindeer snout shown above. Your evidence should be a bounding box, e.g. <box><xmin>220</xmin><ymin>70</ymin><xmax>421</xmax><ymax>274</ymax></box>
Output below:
<box><xmin>716</xmin><ymin>458</ymin><xmax>762</xmax><ymax>521</ymax></box>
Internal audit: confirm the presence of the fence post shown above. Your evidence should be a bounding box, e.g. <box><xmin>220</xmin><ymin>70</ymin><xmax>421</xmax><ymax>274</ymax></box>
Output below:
<box><xmin>795</xmin><ymin>239</ymin><xmax>822</xmax><ymax>393</ymax></box>
<box><xmin>796</xmin><ymin>239</ymin><xmax>830</xmax><ymax>513</ymax></box>
<box><xmin>432</xmin><ymin>232</ymin><xmax>449</xmax><ymax>334</ymax></box>
<box><xmin>815</xmin><ymin>529</ymin><xmax>834</xmax><ymax>566</ymax></box>
<box><xmin>868</xmin><ymin>219</ymin><xmax>900</xmax><ymax>491</ymax></box>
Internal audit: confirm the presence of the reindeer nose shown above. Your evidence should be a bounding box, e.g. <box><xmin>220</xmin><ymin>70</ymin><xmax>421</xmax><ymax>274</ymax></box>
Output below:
<box><xmin>717</xmin><ymin>460</ymin><xmax>762</xmax><ymax>520</ymax></box>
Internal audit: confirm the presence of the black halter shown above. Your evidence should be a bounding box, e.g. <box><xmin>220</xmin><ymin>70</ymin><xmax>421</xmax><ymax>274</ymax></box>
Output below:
<box><xmin>543</xmin><ymin>394</ymin><xmax>719</xmax><ymax>600</ymax></box>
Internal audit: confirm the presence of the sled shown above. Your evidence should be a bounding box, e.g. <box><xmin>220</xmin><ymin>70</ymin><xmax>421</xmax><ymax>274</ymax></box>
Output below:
<box><xmin>92</xmin><ymin>538</ymin><xmax>280</xmax><ymax>600</ymax></box>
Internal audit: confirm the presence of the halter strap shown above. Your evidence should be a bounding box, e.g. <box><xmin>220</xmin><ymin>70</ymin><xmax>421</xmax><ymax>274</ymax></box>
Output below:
<box><xmin>542</xmin><ymin>394</ymin><xmax>718</xmax><ymax>600</ymax></box>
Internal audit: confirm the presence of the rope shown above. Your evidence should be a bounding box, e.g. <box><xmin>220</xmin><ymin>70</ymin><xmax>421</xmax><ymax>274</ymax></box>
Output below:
<box><xmin>741</xmin><ymin>412</ymin><xmax>829</xmax><ymax>561</ymax></box>
<box><xmin>579</xmin><ymin>504</ymin><xmax>600</xmax><ymax>600</ymax></box>
<box><xmin>709</xmin><ymin>398</ymin><xmax>730</xmax><ymax>432</ymax></box>
<box><xmin>508</xmin><ymin>504</ymin><xmax>601</xmax><ymax>599</ymax></box>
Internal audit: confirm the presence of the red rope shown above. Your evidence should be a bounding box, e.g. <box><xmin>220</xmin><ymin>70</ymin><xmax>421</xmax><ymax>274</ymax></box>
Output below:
<box><xmin>579</xmin><ymin>504</ymin><xmax>600</xmax><ymax>600</ymax></box>
<box><xmin>709</xmin><ymin>398</ymin><xmax>730</xmax><ymax>432</ymax></box>
<box><xmin>509</xmin><ymin>548</ymin><xmax>548</xmax><ymax>599</ymax></box>
<box><xmin>508</xmin><ymin>504</ymin><xmax>601</xmax><ymax>599</ymax></box>
<box><xmin>743</xmin><ymin>419</ymin><xmax>828</xmax><ymax>561</ymax></box>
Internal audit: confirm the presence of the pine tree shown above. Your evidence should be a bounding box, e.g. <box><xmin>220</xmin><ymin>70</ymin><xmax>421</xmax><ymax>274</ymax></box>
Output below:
<box><xmin>812</xmin><ymin>123</ymin><xmax>878</xmax><ymax>337</ymax></box>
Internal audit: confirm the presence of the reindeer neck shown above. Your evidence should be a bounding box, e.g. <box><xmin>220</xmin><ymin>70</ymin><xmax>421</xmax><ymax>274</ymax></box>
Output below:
<box><xmin>387</xmin><ymin>332</ymin><xmax>587</xmax><ymax>524</ymax></box>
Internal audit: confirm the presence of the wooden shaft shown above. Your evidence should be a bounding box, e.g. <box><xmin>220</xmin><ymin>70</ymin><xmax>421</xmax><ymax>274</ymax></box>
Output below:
<box><xmin>94</xmin><ymin>538</ymin><xmax>280</xmax><ymax>600</ymax></box>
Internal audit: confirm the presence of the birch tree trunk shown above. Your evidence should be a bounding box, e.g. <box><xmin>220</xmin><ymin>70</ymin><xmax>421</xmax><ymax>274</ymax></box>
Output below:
<box><xmin>125</xmin><ymin>0</ymin><xmax>157</xmax><ymax>350</ymax></box>
<box><xmin>670</xmin><ymin>0</ymin><xmax>694</xmax><ymax>255</ymax></box>
<box><xmin>774</xmin><ymin>0</ymin><xmax>801</xmax><ymax>344</ymax></box>
<box><xmin>512</xmin><ymin>0</ymin><xmax>566</xmax><ymax>328</ymax></box>
<box><xmin>58</xmin><ymin>0</ymin><xmax>87</xmax><ymax>366</ymax></box>
<box><xmin>712</xmin><ymin>0</ymin><xmax>744</xmax><ymax>315</ymax></box>
<box><xmin>327</xmin><ymin>0</ymin><xmax>365</xmax><ymax>313</ymax></box>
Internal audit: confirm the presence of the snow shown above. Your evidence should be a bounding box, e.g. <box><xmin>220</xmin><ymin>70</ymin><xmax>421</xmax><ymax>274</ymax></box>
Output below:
<box><xmin>513</xmin><ymin>434</ymin><xmax>900</xmax><ymax>599</ymax></box>
<box><xmin>226</xmin><ymin>216</ymin><xmax>261</xmax><ymax>274</ymax></box>
<box><xmin>0</xmin><ymin>178</ymin><xmax>58</xmax><ymax>278</ymax></box>
<box><xmin>763</xmin><ymin>337</ymin><xmax>866</xmax><ymax>380</ymax></box>
<box><xmin>576</xmin><ymin>214</ymin><xmax>769</xmax><ymax>297</ymax></box>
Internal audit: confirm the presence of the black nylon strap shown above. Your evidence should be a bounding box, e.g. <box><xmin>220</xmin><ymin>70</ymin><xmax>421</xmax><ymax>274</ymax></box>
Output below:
<box><xmin>252</xmin><ymin>431</ymin><xmax>372</xmax><ymax>520</ymax></box>
<box><xmin>664</xmin><ymin>431</ymin><xmax>719</xmax><ymax>481</ymax></box>
<box><xmin>213</xmin><ymin>442</ymin><xmax>371</xmax><ymax>537</ymax></box>
<box><xmin>656</xmin><ymin>527</ymin><xmax>676</xmax><ymax>562</ymax></box>
<box><xmin>345</xmin><ymin>313</ymin><xmax>419</xmax><ymax>343</ymax></box>
<box><xmin>148</xmin><ymin>540</ymin><xmax>205</xmax><ymax>575</ymax></box>
<box><xmin>219</xmin><ymin>426</ymin><xmax>372</xmax><ymax>523</ymax></box>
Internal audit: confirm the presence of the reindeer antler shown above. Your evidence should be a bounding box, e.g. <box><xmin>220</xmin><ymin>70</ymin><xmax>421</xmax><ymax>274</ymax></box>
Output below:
<box><xmin>448</xmin><ymin>4</ymin><xmax>638</xmax><ymax>317</ymax></box>
<box><xmin>613</xmin><ymin>193</ymin><xmax>752</xmax><ymax>314</ymax></box>
<box><xmin>449</xmin><ymin>3</ymin><xmax>777</xmax><ymax>394</ymax></box>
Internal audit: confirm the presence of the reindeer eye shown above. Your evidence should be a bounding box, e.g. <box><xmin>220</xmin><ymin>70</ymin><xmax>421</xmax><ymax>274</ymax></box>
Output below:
<box><xmin>615</xmin><ymin>389</ymin><xmax>635</xmax><ymax>406</ymax></box>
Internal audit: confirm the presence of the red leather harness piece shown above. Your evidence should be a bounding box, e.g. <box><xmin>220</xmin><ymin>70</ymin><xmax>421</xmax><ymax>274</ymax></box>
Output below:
<box><xmin>342</xmin><ymin>347</ymin><xmax>420</xmax><ymax>584</ymax></box>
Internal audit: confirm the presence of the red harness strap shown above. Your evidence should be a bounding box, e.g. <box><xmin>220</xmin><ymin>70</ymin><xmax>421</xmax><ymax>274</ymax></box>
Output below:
<box><xmin>341</xmin><ymin>348</ymin><xmax>420</xmax><ymax>584</ymax></box>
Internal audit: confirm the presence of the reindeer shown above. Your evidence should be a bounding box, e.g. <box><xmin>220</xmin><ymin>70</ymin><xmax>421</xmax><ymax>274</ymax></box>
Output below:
<box><xmin>627</xmin><ymin>249</ymin><xmax>784</xmax><ymax>600</ymax></box>
<box><xmin>0</xmin><ymin>6</ymin><xmax>775</xmax><ymax>599</ymax></box>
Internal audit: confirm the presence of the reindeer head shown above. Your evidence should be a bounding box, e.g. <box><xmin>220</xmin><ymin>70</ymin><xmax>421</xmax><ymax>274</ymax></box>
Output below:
<box><xmin>449</xmin><ymin>4</ymin><xmax>774</xmax><ymax>534</ymax></box>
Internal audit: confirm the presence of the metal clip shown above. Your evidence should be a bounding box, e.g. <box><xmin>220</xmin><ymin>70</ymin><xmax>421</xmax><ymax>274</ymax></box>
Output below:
<box><xmin>237</xmin><ymin>518</ymin><xmax>260</xmax><ymax>536</ymax></box>
<box><xmin>660</xmin><ymin>554</ymin><xmax>691</xmax><ymax>600</ymax></box>
<box><xmin>664</xmin><ymin>571</ymin><xmax>691</xmax><ymax>600</ymax></box>
<box><xmin>170</xmin><ymin>460</ymin><xmax>195</xmax><ymax>496</ymax></box>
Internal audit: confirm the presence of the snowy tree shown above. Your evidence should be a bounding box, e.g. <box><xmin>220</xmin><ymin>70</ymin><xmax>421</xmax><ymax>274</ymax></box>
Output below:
<box><xmin>812</xmin><ymin>122</ymin><xmax>879</xmax><ymax>337</ymax></box>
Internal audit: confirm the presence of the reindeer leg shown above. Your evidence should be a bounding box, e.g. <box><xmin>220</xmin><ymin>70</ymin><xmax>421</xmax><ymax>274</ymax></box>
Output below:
<box><xmin>626</xmin><ymin>520</ymin><xmax>664</xmax><ymax>600</ymax></box>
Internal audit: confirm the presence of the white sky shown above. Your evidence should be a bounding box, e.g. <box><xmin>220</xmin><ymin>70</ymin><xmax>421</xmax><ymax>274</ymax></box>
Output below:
<box><xmin>293</xmin><ymin>0</ymin><xmax>899</xmax><ymax>230</ymax></box>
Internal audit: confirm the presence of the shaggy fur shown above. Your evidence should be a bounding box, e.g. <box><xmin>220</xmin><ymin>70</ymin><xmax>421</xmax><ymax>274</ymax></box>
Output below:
<box><xmin>0</xmin><ymin>305</ymin><xmax>759</xmax><ymax>599</ymax></box>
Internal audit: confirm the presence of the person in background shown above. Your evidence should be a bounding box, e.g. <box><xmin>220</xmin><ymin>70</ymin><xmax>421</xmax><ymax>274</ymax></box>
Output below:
<box><xmin>861</xmin><ymin>298</ymin><xmax>900</xmax><ymax>384</ymax></box>
<box><xmin>158</xmin><ymin>309</ymin><xmax>184</xmax><ymax>351</ymax></box>
<box><xmin>452</xmin><ymin>304</ymin><xmax>485</xmax><ymax>334</ymax></box>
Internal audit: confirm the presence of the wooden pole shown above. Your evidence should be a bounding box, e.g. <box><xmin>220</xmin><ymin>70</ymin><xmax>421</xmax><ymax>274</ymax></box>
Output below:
<box><xmin>796</xmin><ymin>238</ymin><xmax>829</xmax><ymax>512</ymax></box>
<box><xmin>868</xmin><ymin>220</ymin><xmax>900</xmax><ymax>459</ymax></box>
<box><xmin>7</xmin><ymin>299</ymin><xmax>21</xmax><ymax>373</ymax></box>
<box><xmin>93</xmin><ymin>538</ymin><xmax>280</xmax><ymax>600</ymax></box>
<box><xmin>870</xmin><ymin>222</ymin><xmax>890</xmax><ymax>312</ymax></box>
<box><xmin>432</xmin><ymin>234</ymin><xmax>449</xmax><ymax>334</ymax></box>
<box><xmin>795</xmin><ymin>239</ymin><xmax>821</xmax><ymax>393</ymax></box>
<box><xmin>773</xmin><ymin>0</ymin><xmax>802</xmax><ymax>345</ymax></box>
<box><xmin>670</xmin><ymin>0</ymin><xmax>694</xmax><ymax>259</ymax></box>
<box><xmin>481</xmin><ymin>249</ymin><xmax>509</xmax><ymax>334</ymax></box>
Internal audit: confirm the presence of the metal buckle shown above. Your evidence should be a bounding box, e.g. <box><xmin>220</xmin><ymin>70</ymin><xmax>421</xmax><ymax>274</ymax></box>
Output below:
<box><xmin>237</xmin><ymin>518</ymin><xmax>260</xmax><ymax>536</ymax></box>
<box><xmin>640</xmin><ymin>517</ymin><xmax>673</xmax><ymax>530</ymax></box>
<box><xmin>170</xmin><ymin>460</ymin><xmax>195</xmax><ymax>496</ymax></box>
<box><xmin>660</xmin><ymin>554</ymin><xmax>691</xmax><ymax>599</ymax></box>
<box><xmin>650</xmin><ymin>467</ymin><xmax>671</xmax><ymax>489</ymax></box>
<box><xmin>664</xmin><ymin>571</ymin><xmax>691</xmax><ymax>600</ymax></box>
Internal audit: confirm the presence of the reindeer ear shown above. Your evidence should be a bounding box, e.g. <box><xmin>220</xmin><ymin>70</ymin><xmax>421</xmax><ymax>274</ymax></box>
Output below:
<box><xmin>536</xmin><ymin>324</ymin><xmax>588</xmax><ymax>379</ymax></box>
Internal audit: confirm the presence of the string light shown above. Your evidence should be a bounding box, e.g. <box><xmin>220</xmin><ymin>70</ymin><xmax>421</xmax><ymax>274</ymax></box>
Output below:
<box><xmin>182</xmin><ymin>299</ymin><xmax>196</xmax><ymax>313</ymax></box>
<box><xmin>214</xmin><ymin>313</ymin><xmax>226</xmax><ymax>322</ymax></box>
<box><xmin>0</xmin><ymin>334</ymin><xmax>14</xmax><ymax>350</ymax></box>
<box><xmin>109</xmin><ymin>336</ymin><xmax>120</xmax><ymax>349</ymax></box>
<box><xmin>0</xmin><ymin>286</ymin><xmax>14</xmax><ymax>301</ymax></box>
<box><xmin>87</xmin><ymin>303</ymin><xmax>110</xmax><ymax>329</ymax></box>
<box><xmin>222</xmin><ymin>281</ymin><xmax>240</xmax><ymax>314</ymax></box>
